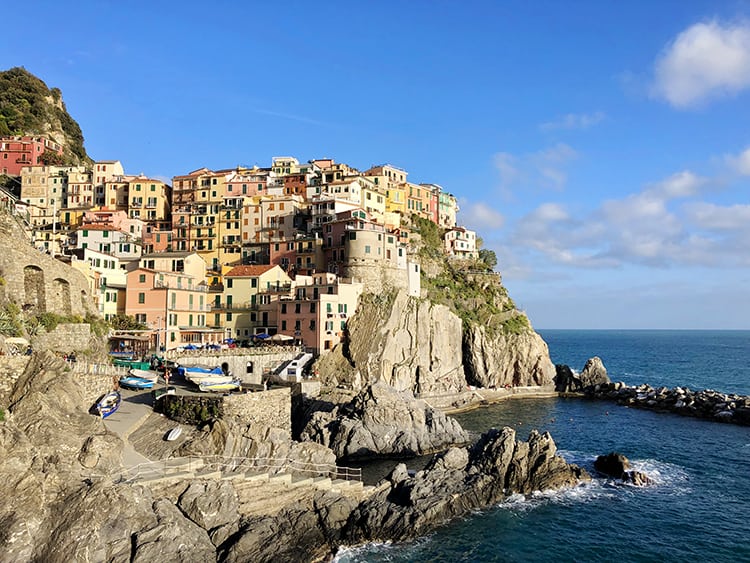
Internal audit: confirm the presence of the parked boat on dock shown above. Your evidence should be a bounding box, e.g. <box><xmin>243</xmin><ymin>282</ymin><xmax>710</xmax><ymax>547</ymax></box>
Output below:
<box><xmin>96</xmin><ymin>391</ymin><xmax>121</xmax><ymax>418</ymax></box>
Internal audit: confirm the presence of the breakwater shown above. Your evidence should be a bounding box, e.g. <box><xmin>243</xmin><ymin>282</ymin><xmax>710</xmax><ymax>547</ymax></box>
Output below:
<box><xmin>581</xmin><ymin>381</ymin><xmax>750</xmax><ymax>426</ymax></box>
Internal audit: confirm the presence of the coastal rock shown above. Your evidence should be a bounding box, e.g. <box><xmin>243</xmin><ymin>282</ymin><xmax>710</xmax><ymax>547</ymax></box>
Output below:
<box><xmin>300</xmin><ymin>383</ymin><xmax>469</xmax><ymax>460</ymax></box>
<box><xmin>584</xmin><ymin>382</ymin><xmax>750</xmax><ymax>426</ymax></box>
<box><xmin>463</xmin><ymin>326</ymin><xmax>555</xmax><ymax>389</ymax></box>
<box><xmin>316</xmin><ymin>291</ymin><xmax>467</xmax><ymax>394</ymax></box>
<box><xmin>132</xmin><ymin>498</ymin><xmax>216</xmax><ymax>562</ymax></box>
<box><xmin>554</xmin><ymin>364</ymin><xmax>579</xmax><ymax>392</ymax></box>
<box><xmin>580</xmin><ymin>357</ymin><xmax>609</xmax><ymax>387</ymax></box>
<box><xmin>178</xmin><ymin>480</ymin><xmax>239</xmax><ymax>532</ymax></box>
<box><xmin>594</xmin><ymin>452</ymin><xmax>630</xmax><ymax>478</ymax></box>
<box><xmin>343</xmin><ymin>427</ymin><xmax>590</xmax><ymax>544</ymax></box>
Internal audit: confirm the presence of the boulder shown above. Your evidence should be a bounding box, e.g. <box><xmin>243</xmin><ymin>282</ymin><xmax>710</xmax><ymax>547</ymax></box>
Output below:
<box><xmin>594</xmin><ymin>452</ymin><xmax>630</xmax><ymax>478</ymax></box>
<box><xmin>132</xmin><ymin>499</ymin><xmax>215</xmax><ymax>562</ymax></box>
<box><xmin>554</xmin><ymin>364</ymin><xmax>580</xmax><ymax>392</ymax></box>
<box><xmin>178</xmin><ymin>480</ymin><xmax>239</xmax><ymax>532</ymax></box>
<box><xmin>300</xmin><ymin>383</ymin><xmax>469</xmax><ymax>460</ymax></box>
<box><xmin>580</xmin><ymin>357</ymin><xmax>609</xmax><ymax>387</ymax></box>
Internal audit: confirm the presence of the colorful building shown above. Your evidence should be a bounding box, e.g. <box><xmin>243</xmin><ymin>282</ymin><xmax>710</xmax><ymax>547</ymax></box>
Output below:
<box><xmin>0</xmin><ymin>136</ymin><xmax>63</xmax><ymax>176</ymax></box>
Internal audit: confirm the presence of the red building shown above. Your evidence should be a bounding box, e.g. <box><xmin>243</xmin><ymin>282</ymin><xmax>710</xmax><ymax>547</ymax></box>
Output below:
<box><xmin>0</xmin><ymin>136</ymin><xmax>63</xmax><ymax>176</ymax></box>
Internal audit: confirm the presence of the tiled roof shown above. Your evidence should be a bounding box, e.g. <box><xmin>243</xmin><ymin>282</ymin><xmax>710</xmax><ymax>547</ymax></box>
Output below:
<box><xmin>224</xmin><ymin>265</ymin><xmax>276</xmax><ymax>277</ymax></box>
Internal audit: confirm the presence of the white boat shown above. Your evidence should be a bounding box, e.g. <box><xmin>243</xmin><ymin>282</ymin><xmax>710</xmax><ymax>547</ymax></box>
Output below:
<box><xmin>166</xmin><ymin>427</ymin><xmax>182</xmax><ymax>441</ymax></box>
<box><xmin>186</xmin><ymin>373</ymin><xmax>234</xmax><ymax>385</ymax></box>
<box><xmin>129</xmin><ymin>368</ymin><xmax>160</xmax><ymax>381</ymax></box>
<box><xmin>198</xmin><ymin>379</ymin><xmax>242</xmax><ymax>393</ymax></box>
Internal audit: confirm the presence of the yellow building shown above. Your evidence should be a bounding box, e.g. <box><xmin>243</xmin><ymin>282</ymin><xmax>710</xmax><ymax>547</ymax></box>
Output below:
<box><xmin>127</xmin><ymin>175</ymin><xmax>171</xmax><ymax>223</ymax></box>
<box><xmin>214</xmin><ymin>264</ymin><xmax>292</xmax><ymax>339</ymax></box>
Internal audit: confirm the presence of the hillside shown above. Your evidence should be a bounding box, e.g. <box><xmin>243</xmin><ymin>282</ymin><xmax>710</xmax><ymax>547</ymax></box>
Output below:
<box><xmin>0</xmin><ymin>67</ymin><xmax>90</xmax><ymax>165</ymax></box>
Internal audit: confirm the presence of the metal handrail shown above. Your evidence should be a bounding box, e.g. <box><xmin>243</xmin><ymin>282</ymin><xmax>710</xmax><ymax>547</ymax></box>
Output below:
<box><xmin>119</xmin><ymin>454</ymin><xmax>362</xmax><ymax>483</ymax></box>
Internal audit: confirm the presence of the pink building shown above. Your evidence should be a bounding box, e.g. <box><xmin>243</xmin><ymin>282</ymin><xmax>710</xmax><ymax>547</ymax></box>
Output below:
<box><xmin>276</xmin><ymin>272</ymin><xmax>363</xmax><ymax>354</ymax></box>
<box><xmin>125</xmin><ymin>268</ymin><xmax>220</xmax><ymax>351</ymax></box>
<box><xmin>0</xmin><ymin>136</ymin><xmax>62</xmax><ymax>176</ymax></box>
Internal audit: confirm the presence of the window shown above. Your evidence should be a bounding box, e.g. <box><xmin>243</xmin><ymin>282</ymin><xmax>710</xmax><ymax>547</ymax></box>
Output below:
<box><xmin>281</xmin><ymin>320</ymin><xmax>287</xmax><ymax>330</ymax></box>
<box><xmin>138</xmin><ymin>292</ymin><xmax>145</xmax><ymax>304</ymax></box>
<box><xmin>227</xmin><ymin>279</ymin><xmax>233</xmax><ymax>288</ymax></box>
<box><xmin>139</xmin><ymin>274</ymin><xmax>146</xmax><ymax>283</ymax></box>
<box><xmin>281</xmin><ymin>303</ymin><xmax>287</xmax><ymax>314</ymax></box>
<box><xmin>295</xmin><ymin>303</ymin><xmax>301</xmax><ymax>314</ymax></box>
<box><xmin>309</xmin><ymin>320</ymin><xmax>316</xmax><ymax>330</ymax></box>
<box><xmin>226</xmin><ymin>312</ymin><xmax>233</xmax><ymax>321</ymax></box>
<box><xmin>251</xmin><ymin>278</ymin><xmax>257</xmax><ymax>288</ymax></box>
<box><xmin>365</xmin><ymin>245</ymin><xmax>371</xmax><ymax>254</ymax></box>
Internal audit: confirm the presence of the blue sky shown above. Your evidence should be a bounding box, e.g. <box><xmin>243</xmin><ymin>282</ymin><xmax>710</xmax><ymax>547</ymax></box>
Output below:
<box><xmin>3</xmin><ymin>1</ymin><xmax>750</xmax><ymax>329</ymax></box>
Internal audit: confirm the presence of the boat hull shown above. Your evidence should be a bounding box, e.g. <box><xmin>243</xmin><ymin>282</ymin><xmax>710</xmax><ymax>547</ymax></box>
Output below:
<box><xmin>119</xmin><ymin>376</ymin><xmax>155</xmax><ymax>390</ymax></box>
<box><xmin>198</xmin><ymin>379</ymin><xmax>242</xmax><ymax>393</ymax></box>
<box><xmin>96</xmin><ymin>391</ymin><xmax>121</xmax><ymax>418</ymax></box>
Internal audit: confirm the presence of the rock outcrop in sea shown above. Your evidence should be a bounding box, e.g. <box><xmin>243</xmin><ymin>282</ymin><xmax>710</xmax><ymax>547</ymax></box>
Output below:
<box><xmin>594</xmin><ymin>452</ymin><xmax>652</xmax><ymax>486</ymax></box>
<box><xmin>299</xmin><ymin>382</ymin><xmax>469</xmax><ymax>460</ymax></box>
<box><xmin>554</xmin><ymin>356</ymin><xmax>610</xmax><ymax>393</ymax></box>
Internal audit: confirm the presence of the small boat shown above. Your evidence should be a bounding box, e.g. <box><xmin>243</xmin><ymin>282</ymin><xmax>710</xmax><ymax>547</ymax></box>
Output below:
<box><xmin>96</xmin><ymin>390</ymin><xmax>121</xmax><ymax>418</ymax></box>
<box><xmin>119</xmin><ymin>375</ymin><xmax>155</xmax><ymax>390</ymax></box>
<box><xmin>198</xmin><ymin>379</ymin><xmax>242</xmax><ymax>393</ymax></box>
<box><xmin>166</xmin><ymin>427</ymin><xmax>182</xmax><ymax>441</ymax></box>
<box><xmin>186</xmin><ymin>373</ymin><xmax>235</xmax><ymax>385</ymax></box>
<box><xmin>177</xmin><ymin>365</ymin><xmax>224</xmax><ymax>379</ymax></box>
<box><xmin>129</xmin><ymin>368</ymin><xmax>160</xmax><ymax>381</ymax></box>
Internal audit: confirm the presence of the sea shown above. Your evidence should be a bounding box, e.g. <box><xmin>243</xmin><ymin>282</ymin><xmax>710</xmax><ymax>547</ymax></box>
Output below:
<box><xmin>335</xmin><ymin>330</ymin><xmax>750</xmax><ymax>562</ymax></box>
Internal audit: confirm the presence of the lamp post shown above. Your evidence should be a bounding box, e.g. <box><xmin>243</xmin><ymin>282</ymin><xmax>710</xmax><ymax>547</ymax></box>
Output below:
<box><xmin>154</xmin><ymin>316</ymin><xmax>162</xmax><ymax>354</ymax></box>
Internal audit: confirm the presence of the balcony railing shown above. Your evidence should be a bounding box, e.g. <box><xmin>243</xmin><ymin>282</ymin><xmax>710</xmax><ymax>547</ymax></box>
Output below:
<box><xmin>211</xmin><ymin>301</ymin><xmax>259</xmax><ymax>311</ymax></box>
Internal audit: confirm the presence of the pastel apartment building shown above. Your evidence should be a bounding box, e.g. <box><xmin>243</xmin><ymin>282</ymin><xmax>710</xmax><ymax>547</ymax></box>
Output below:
<box><xmin>20</xmin><ymin>165</ymin><xmax>84</xmax><ymax>225</ymax></box>
<box><xmin>70</xmin><ymin>247</ymin><xmax>128</xmax><ymax>320</ymax></box>
<box><xmin>444</xmin><ymin>226</ymin><xmax>478</xmax><ymax>258</ymax></box>
<box><xmin>276</xmin><ymin>272</ymin><xmax>363</xmax><ymax>354</ymax></box>
<box><xmin>0</xmin><ymin>135</ymin><xmax>63</xmax><ymax>176</ymax></box>
<box><xmin>126</xmin><ymin>251</ymin><xmax>219</xmax><ymax>350</ymax></box>
<box><xmin>127</xmin><ymin>175</ymin><xmax>171</xmax><ymax>223</ymax></box>
<box><xmin>215</xmin><ymin>264</ymin><xmax>292</xmax><ymax>339</ymax></box>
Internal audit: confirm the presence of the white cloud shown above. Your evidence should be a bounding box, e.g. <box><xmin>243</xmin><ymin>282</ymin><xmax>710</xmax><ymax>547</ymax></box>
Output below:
<box><xmin>653</xmin><ymin>20</ymin><xmax>750</xmax><ymax>108</ymax></box>
<box><xmin>458</xmin><ymin>201</ymin><xmax>505</xmax><ymax>231</ymax></box>
<box><xmin>684</xmin><ymin>202</ymin><xmax>750</xmax><ymax>230</ymax></box>
<box><xmin>492</xmin><ymin>143</ymin><xmax>577</xmax><ymax>193</ymax></box>
<box><xmin>725</xmin><ymin>146</ymin><xmax>750</xmax><ymax>175</ymax></box>
<box><xmin>540</xmin><ymin>111</ymin><xmax>605</xmax><ymax>131</ymax></box>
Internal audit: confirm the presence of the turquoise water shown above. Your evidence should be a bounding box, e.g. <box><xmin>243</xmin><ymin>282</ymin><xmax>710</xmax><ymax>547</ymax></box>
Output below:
<box><xmin>337</xmin><ymin>330</ymin><xmax>750</xmax><ymax>562</ymax></box>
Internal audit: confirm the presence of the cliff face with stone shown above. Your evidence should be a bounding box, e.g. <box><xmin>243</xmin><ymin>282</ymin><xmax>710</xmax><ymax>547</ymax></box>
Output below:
<box><xmin>316</xmin><ymin>219</ymin><xmax>555</xmax><ymax>395</ymax></box>
<box><xmin>317</xmin><ymin>291</ymin><xmax>466</xmax><ymax>394</ymax></box>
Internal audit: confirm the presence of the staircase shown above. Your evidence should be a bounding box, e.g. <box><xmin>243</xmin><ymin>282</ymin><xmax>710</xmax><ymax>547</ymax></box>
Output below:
<box><xmin>119</xmin><ymin>456</ymin><xmax>375</xmax><ymax>511</ymax></box>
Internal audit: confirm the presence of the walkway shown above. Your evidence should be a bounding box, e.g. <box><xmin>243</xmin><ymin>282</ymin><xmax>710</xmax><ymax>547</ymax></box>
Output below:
<box><xmin>103</xmin><ymin>387</ymin><xmax>154</xmax><ymax>466</ymax></box>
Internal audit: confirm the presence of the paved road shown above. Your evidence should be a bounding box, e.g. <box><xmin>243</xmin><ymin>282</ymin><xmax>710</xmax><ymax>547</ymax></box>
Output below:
<box><xmin>103</xmin><ymin>387</ymin><xmax>154</xmax><ymax>467</ymax></box>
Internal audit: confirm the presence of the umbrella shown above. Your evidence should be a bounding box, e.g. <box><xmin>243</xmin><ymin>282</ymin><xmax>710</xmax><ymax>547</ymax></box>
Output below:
<box><xmin>270</xmin><ymin>333</ymin><xmax>293</xmax><ymax>342</ymax></box>
<box><xmin>184</xmin><ymin>344</ymin><xmax>198</xmax><ymax>350</ymax></box>
<box><xmin>253</xmin><ymin>333</ymin><xmax>270</xmax><ymax>340</ymax></box>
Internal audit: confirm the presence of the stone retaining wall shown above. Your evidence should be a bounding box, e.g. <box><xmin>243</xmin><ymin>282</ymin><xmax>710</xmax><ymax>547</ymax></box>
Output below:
<box><xmin>32</xmin><ymin>323</ymin><xmax>94</xmax><ymax>353</ymax></box>
<box><xmin>223</xmin><ymin>388</ymin><xmax>291</xmax><ymax>437</ymax></box>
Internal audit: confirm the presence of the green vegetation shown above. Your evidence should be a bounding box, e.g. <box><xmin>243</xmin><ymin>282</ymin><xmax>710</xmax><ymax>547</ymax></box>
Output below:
<box><xmin>0</xmin><ymin>304</ymin><xmax>108</xmax><ymax>338</ymax></box>
<box><xmin>109</xmin><ymin>314</ymin><xmax>148</xmax><ymax>331</ymax></box>
<box><xmin>410</xmin><ymin>214</ymin><xmax>445</xmax><ymax>259</ymax></box>
<box><xmin>0</xmin><ymin>408</ymin><xmax>4</xmax><ymax>422</ymax></box>
<box><xmin>163</xmin><ymin>397</ymin><xmax>222</xmax><ymax>424</ymax></box>
<box><xmin>0</xmin><ymin>67</ymin><xmax>89</xmax><ymax>164</ymax></box>
<box><xmin>0</xmin><ymin>303</ymin><xmax>23</xmax><ymax>336</ymax></box>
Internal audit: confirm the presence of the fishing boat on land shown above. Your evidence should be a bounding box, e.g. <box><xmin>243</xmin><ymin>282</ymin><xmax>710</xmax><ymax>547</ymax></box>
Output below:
<box><xmin>166</xmin><ymin>427</ymin><xmax>182</xmax><ymax>441</ymax></box>
<box><xmin>96</xmin><ymin>390</ymin><xmax>121</xmax><ymax>418</ymax></box>
<box><xmin>151</xmin><ymin>386</ymin><xmax>177</xmax><ymax>401</ymax></box>
<box><xmin>187</xmin><ymin>373</ymin><xmax>236</xmax><ymax>385</ymax></box>
<box><xmin>113</xmin><ymin>358</ymin><xmax>152</xmax><ymax>370</ymax></box>
<box><xmin>198</xmin><ymin>379</ymin><xmax>242</xmax><ymax>393</ymax></box>
<box><xmin>176</xmin><ymin>365</ymin><xmax>224</xmax><ymax>378</ymax></box>
<box><xmin>119</xmin><ymin>375</ymin><xmax>155</xmax><ymax>390</ymax></box>
<box><xmin>129</xmin><ymin>368</ymin><xmax>160</xmax><ymax>381</ymax></box>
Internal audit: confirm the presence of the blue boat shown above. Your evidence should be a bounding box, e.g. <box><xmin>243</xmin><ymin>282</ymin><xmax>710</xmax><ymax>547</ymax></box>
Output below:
<box><xmin>96</xmin><ymin>391</ymin><xmax>121</xmax><ymax>418</ymax></box>
<box><xmin>177</xmin><ymin>365</ymin><xmax>224</xmax><ymax>378</ymax></box>
<box><xmin>119</xmin><ymin>375</ymin><xmax>155</xmax><ymax>390</ymax></box>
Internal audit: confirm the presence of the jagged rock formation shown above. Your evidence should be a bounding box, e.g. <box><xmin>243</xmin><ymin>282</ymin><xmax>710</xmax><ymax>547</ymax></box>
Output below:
<box><xmin>0</xmin><ymin>66</ymin><xmax>90</xmax><ymax>164</ymax></box>
<box><xmin>299</xmin><ymin>383</ymin><xmax>469</xmax><ymax>460</ymax></box>
<box><xmin>316</xmin><ymin>291</ymin><xmax>466</xmax><ymax>394</ymax></box>
<box><xmin>594</xmin><ymin>452</ymin><xmax>652</xmax><ymax>486</ymax></box>
<box><xmin>218</xmin><ymin>428</ymin><xmax>589</xmax><ymax>562</ymax></box>
<box><xmin>554</xmin><ymin>356</ymin><xmax>610</xmax><ymax>393</ymax></box>
<box><xmin>580</xmin><ymin>356</ymin><xmax>608</xmax><ymax>386</ymax></box>
<box><xmin>463</xmin><ymin>326</ymin><xmax>555</xmax><ymax>388</ymax></box>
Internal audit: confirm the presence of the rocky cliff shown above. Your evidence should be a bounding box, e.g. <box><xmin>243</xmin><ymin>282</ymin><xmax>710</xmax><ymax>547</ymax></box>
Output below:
<box><xmin>0</xmin><ymin>350</ymin><xmax>590</xmax><ymax>562</ymax></box>
<box><xmin>0</xmin><ymin>67</ymin><xmax>90</xmax><ymax>165</ymax></box>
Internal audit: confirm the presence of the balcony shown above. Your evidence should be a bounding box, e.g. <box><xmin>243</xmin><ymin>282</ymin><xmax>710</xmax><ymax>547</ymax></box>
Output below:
<box><xmin>208</xmin><ymin>283</ymin><xmax>224</xmax><ymax>292</ymax></box>
<box><xmin>211</xmin><ymin>301</ymin><xmax>258</xmax><ymax>311</ymax></box>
